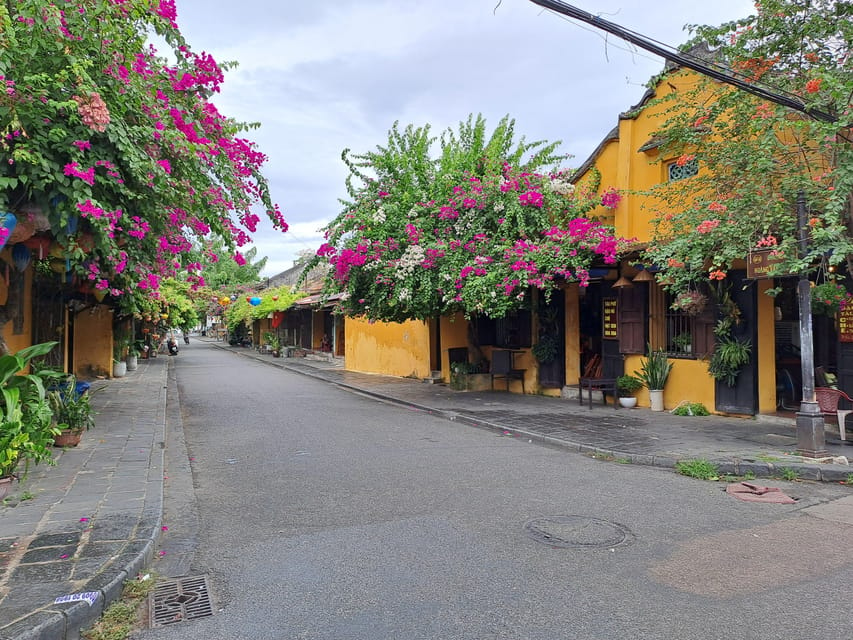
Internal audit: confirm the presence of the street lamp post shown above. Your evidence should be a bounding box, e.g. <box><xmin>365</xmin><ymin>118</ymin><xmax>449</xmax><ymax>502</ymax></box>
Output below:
<box><xmin>795</xmin><ymin>191</ymin><xmax>827</xmax><ymax>457</ymax></box>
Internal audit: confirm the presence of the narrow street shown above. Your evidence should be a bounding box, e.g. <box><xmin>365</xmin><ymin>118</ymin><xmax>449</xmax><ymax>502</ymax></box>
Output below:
<box><xmin>139</xmin><ymin>341</ymin><xmax>853</xmax><ymax>640</ymax></box>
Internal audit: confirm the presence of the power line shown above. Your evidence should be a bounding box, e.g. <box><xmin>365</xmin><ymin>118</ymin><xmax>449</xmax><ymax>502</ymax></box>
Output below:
<box><xmin>529</xmin><ymin>0</ymin><xmax>838</xmax><ymax>124</ymax></box>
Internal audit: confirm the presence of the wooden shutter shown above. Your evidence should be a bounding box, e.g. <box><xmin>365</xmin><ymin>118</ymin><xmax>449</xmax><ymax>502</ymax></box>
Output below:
<box><xmin>618</xmin><ymin>285</ymin><xmax>647</xmax><ymax>354</ymax></box>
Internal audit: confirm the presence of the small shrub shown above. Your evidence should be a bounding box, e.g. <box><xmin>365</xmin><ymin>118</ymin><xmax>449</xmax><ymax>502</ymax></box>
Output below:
<box><xmin>779</xmin><ymin>467</ymin><xmax>800</xmax><ymax>482</ymax></box>
<box><xmin>672</xmin><ymin>402</ymin><xmax>710</xmax><ymax>416</ymax></box>
<box><xmin>675</xmin><ymin>458</ymin><xmax>719</xmax><ymax>480</ymax></box>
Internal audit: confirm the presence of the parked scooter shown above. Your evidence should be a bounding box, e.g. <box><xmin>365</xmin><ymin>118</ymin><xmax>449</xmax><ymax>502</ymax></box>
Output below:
<box><xmin>167</xmin><ymin>337</ymin><xmax>179</xmax><ymax>356</ymax></box>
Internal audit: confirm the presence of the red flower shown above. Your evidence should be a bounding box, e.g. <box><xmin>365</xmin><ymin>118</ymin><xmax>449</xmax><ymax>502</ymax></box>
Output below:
<box><xmin>805</xmin><ymin>78</ymin><xmax>823</xmax><ymax>93</ymax></box>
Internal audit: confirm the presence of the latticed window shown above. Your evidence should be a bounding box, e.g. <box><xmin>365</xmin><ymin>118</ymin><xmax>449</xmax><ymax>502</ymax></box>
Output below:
<box><xmin>665</xmin><ymin>301</ymin><xmax>696</xmax><ymax>358</ymax></box>
<box><xmin>668</xmin><ymin>158</ymin><xmax>699</xmax><ymax>182</ymax></box>
<box><xmin>664</xmin><ymin>291</ymin><xmax>717</xmax><ymax>358</ymax></box>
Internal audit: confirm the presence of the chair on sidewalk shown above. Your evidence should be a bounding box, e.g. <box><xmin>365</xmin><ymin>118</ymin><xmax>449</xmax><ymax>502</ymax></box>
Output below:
<box><xmin>490</xmin><ymin>349</ymin><xmax>525</xmax><ymax>393</ymax></box>
<box><xmin>815</xmin><ymin>387</ymin><xmax>853</xmax><ymax>442</ymax></box>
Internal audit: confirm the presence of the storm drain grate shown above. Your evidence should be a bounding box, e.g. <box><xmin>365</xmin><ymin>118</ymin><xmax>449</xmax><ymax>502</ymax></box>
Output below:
<box><xmin>150</xmin><ymin>575</ymin><xmax>214</xmax><ymax>627</ymax></box>
<box><xmin>524</xmin><ymin>515</ymin><xmax>633</xmax><ymax>549</ymax></box>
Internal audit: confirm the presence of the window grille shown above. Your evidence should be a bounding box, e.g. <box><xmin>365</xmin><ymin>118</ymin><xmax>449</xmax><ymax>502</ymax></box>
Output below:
<box><xmin>664</xmin><ymin>294</ymin><xmax>696</xmax><ymax>358</ymax></box>
<box><xmin>668</xmin><ymin>158</ymin><xmax>699</xmax><ymax>182</ymax></box>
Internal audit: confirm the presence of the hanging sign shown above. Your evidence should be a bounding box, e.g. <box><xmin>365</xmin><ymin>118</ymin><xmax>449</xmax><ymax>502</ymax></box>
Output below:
<box><xmin>602</xmin><ymin>298</ymin><xmax>618</xmax><ymax>340</ymax></box>
<box><xmin>839</xmin><ymin>305</ymin><xmax>853</xmax><ymax>342</ymax></box>
<box><xmin>747</xmin><ymin>249</ymin><xmax>787</xmax><ymax>279</ymax></box>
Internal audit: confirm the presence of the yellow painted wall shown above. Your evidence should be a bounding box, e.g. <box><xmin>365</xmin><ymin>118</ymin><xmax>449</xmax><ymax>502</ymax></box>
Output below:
<box><xmin>345</xmin><ymin>316</ymin><xmax>432</xmax><ymax>379</ymax></box>
<box><xmin>439</xmin><ymin>313</ymin><xmax>469</xmax><ymax>379</ymax></box>
<box><xmin>756</xmin><ymin>280</ymin><xmax>777</xmax><ymax>414</ymax></box>
<box><xmin>0</xmin><ymin>254</ymin><xmax>34</xmax><ymax>356</ymax></box>
<box><xmin>623</xmin><ymin>354</ymin><xmax>715</xmax><ymax>411</ymax></box>
<box><xmin>74</xmin><ymin>305</ymin><xmax>112</xmax><ymax>378</ymax></box>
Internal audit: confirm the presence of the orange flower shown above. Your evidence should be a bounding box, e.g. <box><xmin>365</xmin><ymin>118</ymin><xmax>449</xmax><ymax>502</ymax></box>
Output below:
<box><xmin>693</xmin><ymin>116</ymin><xmax>709</xmax><ymax>128</ymax></box>
<box><xmin>808</xmin><ymin>217</ymin><xmax>821</xmax><ymax>227</ymax></box>
<box><xmin>676</xmin><ymin>154</ymin><xmax>695</xmax><ymax>167</ymax></box>
<box><xmin>667</xmin><ymin>258</ymin><xmax>685</xmax><ymax>268</ymax></box>
<box><xmin>805</xmin><ymin>78</ymin><xmax>823</xmax><ymax>93</ymax></box>
<box><xmin>709</xmin><ymin>269</ymin><xmax>727</xmax><ymax>280</ymax></box>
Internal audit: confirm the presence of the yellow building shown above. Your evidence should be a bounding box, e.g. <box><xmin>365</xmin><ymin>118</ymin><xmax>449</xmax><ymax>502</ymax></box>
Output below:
<box><xmin>342</xmin><ymin>61</ymin><xmax>828</xmax><ymax>420</ymax></box>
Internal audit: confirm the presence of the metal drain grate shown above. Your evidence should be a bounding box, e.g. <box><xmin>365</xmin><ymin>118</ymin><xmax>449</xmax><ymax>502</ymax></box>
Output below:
<box><xmin>150</xmin><ymin>575</ymin><xmax>214</xmax><ymax>627</ymax></box>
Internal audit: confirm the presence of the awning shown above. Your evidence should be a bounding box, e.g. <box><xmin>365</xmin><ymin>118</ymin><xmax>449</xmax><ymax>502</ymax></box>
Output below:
<box><xmin>293</xmin><ymin>292</ymin><xmax>346</xmax><ymax>308</ymax></box>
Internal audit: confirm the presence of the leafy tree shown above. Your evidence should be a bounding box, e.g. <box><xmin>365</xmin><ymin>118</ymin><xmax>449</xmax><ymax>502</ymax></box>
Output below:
<box><xmin>642</xmin><ymin>0</ymin><xmax>853</xmax><ymax>294</ymax></box>
<box><xmin>199</xmin><ymin>240</ymin><xmax>267</xmax><ymax>289</ymax></box>
<box><xmin>0</xmin><ymin>0</ymin><xmax>286</xmax><ymax>323</ymax></box>
<box><xmin>312</xmin><ymin>114</ymin><xmax>627</xmax><ymax>322</ymax></box>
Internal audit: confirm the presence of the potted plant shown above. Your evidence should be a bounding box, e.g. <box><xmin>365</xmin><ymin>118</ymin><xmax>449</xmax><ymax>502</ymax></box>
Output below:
<box><xmin>637</xmin><ymin>344</ymin><xmax>673</xmax><ymax>411</ymax></box>
<box><xmin>708</xmin><ymin>336</ymin><xmax>752</xmax><ymax>387</ymax></box>
<box><xmin>113</xmin><ymin>337</ymin><xmax>128</xmax><ymax>377</ymax></box>
<box><xmin>531</xmin><ymin>334</ymin><xmax>559</xmax><ymax>364</ymax></box>
<box><xmin>126</xmin><ymin>339</ymin><xmax>144</xmax><ymax>371</ymax></box>
<box><xmin>616</xmin><ymin>374</ymin><xmax>643</xmax><ymax>408</ymax></box>
<box><xmin>671</xmin><ymin>332</ymin><xmax>692</xmax><ymax>354</ymax></box>
<box><xmin>263</xmin><ymin>331</ymin><xmax>282</xmax><ymax>357</ymax></box>
<box><xmin>0</xmin><ymin>342</ymin><xmax>63</xmax><ymax>498</ymax></box>
<box><xmin>48</xmin><ymin>376</ymin><xmax>95</xmax><ymax>448</ymax></box>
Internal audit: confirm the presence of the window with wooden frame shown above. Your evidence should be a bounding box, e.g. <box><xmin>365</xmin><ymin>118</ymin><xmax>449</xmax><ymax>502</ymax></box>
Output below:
<box><xmin>664</xmin><ymin>291</ymin><xmax>716</xmax><ymax>358</ymax></box>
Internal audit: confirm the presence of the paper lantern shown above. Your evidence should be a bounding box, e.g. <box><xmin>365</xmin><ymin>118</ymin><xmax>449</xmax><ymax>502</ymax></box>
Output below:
<box><xmin>11</xmin><ymin>244</ymin><xmax>31</xmax><ymax>272</ymax></box>
<box><xmin>249</xmin><ymin>297</ymin><xmax>261</xmax><ymax>306</ymax></box>
<box><xmin>272</xmin><ymin>296</ymin><xmax>279</xmax><ymax>301</ymax></box>
<box><xmin>245</xmin><ymin>296</ymin><xmax>251</xmax><ymax>303</ymax></box>
<box><xmin>49</xmin><ymin>258</ymin><xmax>66</xmax><ymax>273</ymax></box>
<box><xmin>0</xmin><ymin>213</ymin><xmax>16</xmax><ymax>251</ymax></box>
<box><xmin>93</xmin><ymin>288</ymin><xmax>107</xmax><ymax>302</ymax></box>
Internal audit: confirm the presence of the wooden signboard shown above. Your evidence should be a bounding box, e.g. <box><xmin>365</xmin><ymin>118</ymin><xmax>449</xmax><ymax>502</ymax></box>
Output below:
<box><xmin>747</xmin><ymin>249</ymin><xmax>787</xmax><ymax>280</ymax></box>
<box><xmin>839</xmin><ymin>304</ymin><xmax>853</xmax><ymax>342</ymax></box>
<box><xmin>603</xmin><ymin>298</ymin><xmax>617</xmax><ymax>340</ymax></box>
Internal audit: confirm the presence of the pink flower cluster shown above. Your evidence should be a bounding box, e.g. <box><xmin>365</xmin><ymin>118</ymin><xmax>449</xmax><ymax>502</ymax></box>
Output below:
<box><xmin>72</xmin><ymin>92</ymin><xmax>110</xmax><ymax>132</ymax></box>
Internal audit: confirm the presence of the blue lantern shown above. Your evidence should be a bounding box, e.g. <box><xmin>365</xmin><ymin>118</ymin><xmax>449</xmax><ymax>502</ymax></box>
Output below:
<box><xmin>11</xmin><ymin>244</ymin><xmax>31</xmax><ymax>272</ymax></box>
<box><xmin>249</xmin><ymin>297</ymin><xmax>262</xmax><ymax>306</ymax></box>
<box><xmin>0</xmin><ymin>213</ymin><xmax>17</xmax><ymax>251</ymax></box>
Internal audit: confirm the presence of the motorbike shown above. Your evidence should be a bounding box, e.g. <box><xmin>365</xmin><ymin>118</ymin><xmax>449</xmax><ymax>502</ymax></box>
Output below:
<box><xmin>167</xmin><ymin>339</ymin><xmax>179</xmax><ymax>356</ymax></box>
<box><xmin>183</xmin><ymin>334</ymin><xmax>190</xmax><ymax>345</ymax></box>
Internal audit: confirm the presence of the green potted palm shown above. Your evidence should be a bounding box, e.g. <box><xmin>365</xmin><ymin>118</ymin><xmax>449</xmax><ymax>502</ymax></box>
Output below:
<box><xmin>263</xmin><ymin>331</ymin><xmax>282</xmax><ymax>357</ymax></box>
<box><xmin>48</xmin><ymin>376</ymin><xmax>95</xmax><ymax>448</ymax></box>
<box><xmin>616</xmin><ymin>374</ymin><xmax>643</xmax><ymax>408</ymax></box>
<box><xmin>637</xmin><ymin>344</ymin><xmax>673</xmax><ymax>411</ymax></box>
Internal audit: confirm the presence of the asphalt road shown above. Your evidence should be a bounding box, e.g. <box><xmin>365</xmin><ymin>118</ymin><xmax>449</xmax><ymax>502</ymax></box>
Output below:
<box><xmin>137</xmin><ymin>341</ymin><xmax>853</xmax><ymax>640</ymax></box>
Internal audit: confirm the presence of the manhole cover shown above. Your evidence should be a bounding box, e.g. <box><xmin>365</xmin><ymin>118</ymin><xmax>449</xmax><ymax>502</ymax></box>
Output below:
<box><xmin>524</xmin><ymin>515</ymin><xmax>633</xmax><ymax>549</ymax></box>
<box><xmin>150</xmin><ymin>575</ymin><xmax>214</xmax><ymax>627</ymax></box>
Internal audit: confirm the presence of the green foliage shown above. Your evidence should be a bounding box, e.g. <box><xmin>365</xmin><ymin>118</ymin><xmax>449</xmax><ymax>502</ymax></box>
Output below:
<box><xmin>779</xmin><ymin>467</ymin><xmax>800</xmax><ymax>482</ymax></box>
<box><xmin>637</xmin><ymin>344</ymin><xmax>673</xmax><ymax>390</ymax></box>
<box><xmin>531</xmin><ymin>334</ymin><xmax>559</xmax><ymax>363</ymax></box>
<box><xmin>708</xmin><ymin>336</ymin><xmax>752</xmax><ymax>386</ymax></box>
<box><xmin>48</xmin><ymin>377</ymin><xmax>95</xmax><ymax>434</ymax></box>
<box><xmin>672</xmin><ymin>402</ymin><xmax>710</xmax><ymax>416</ymax></box>
<box><xmin>82</xmin><ymin>573</ymin><xmax>156</xmax><ymax>640</ymax></box>
<box><xmin>311</xmin><ymin>114</ymin><xmax>626</xmax><ymax>322</ymax></box>
<box><xmin>263</xmin><ymin>332</ymin><xmax>281</xmax><ymax>351</ymax></box>
<box><xmin>0</xmin><ymin>342</ymin><xmax>62</xmax><ymax>479</ymax></box>
<box><xmin>616</xmin><ymin>374</ymin><xmax>644</xmax><ymax>396</ymax></box>
<box><xmin>675</xmin><ymin>458</ymin><xmax>719</xmax><ymax>480</ymax></box>
<box><xmin>642</xmin><ymin>0</ymin><xmax>853</xmax><ymax>298</ymax></box>
<box><xmin>224</xmin><ymin>285</ymin><xmax>305</xmax><ymax>331</ymax></box>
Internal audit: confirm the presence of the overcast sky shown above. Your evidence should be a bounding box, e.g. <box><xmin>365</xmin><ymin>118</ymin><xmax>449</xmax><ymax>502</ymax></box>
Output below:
<box><xmin>174</xmin><ymin>0</ymin><xmax>754</xmax><ymax>278</ymax></box>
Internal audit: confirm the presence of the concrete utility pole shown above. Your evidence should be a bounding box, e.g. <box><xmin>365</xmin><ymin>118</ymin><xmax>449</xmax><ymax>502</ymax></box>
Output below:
<box><xmin>531</xmin><ymin>0</ymin><xmax>832</xmax><ymax>456</ymax></box>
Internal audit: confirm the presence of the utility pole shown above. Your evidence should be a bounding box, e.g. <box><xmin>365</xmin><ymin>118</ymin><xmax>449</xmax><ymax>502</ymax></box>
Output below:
<box><xmin>531</xmin><ymin>0</ymin><xmax>834</xmax><ymax>456</ymax></box>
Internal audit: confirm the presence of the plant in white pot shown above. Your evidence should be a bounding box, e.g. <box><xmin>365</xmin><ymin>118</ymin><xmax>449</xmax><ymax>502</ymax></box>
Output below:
<box><xmin>637</xmin><ymin>344</ymin><xmax>673</xmax><ymax>411</ymax></box>
<box><xmin>616</xmin><ymin>375</ymin><xmax>643</xmax><ymax>408</ymax></box>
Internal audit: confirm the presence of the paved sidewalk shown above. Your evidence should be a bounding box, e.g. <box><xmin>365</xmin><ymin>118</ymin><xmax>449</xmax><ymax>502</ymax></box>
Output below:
<box><xmin>3</xmin><ymin>339</ymin><xmax>852</xmax><ymax>639</ymax></box>
<box><xmin>0</xmin><ymin>356</ymin><xmax>170</xmax><ymax>640</ymax></box>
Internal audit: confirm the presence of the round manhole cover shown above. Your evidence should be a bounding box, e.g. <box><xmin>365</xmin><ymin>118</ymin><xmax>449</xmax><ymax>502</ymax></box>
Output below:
<box><xmin>524</xmin><ymin>515</ymin><xmax>633</xmax><ymax>549</ymax></box>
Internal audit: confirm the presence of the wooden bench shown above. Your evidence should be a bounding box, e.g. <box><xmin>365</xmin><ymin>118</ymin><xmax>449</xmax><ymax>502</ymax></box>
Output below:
<box><xmin>578</xmin><ymin>377</ymin><xmax>619</xmax><ymax>409</ymax></box>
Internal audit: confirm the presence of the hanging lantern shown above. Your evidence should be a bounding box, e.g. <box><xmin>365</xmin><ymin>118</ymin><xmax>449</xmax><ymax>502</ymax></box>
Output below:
<box><xmin>161</xmin><ymin>313</ymin><xmax>169</xmax><ymax>320</ymax></box>
<box><xmin>49</xmin><ymin>242</ymin><xmax>65</xmax><ymax>258</ymax></box>
<box><xmin>11</xmin><ymin>244</ymin><xmax>31</xmax><ymax>272</ymax></box>
<box><xmin>249</xmin><ymin>297</ymin><xmax>261</xmax><ymax>306</ymax></box>
<box><xmin>49</xmin><ymin>258</ymin><xmax>66</xmax><ymax>273</ymax></box>
<box><xmin>23</xmin><ymin>235</ymin><xmax>51</xmax><ymax>259</ymax></box>
<box><xmin>93</xmin><ymin>288</ymin><xmax>107</xmax><ymax>302</ymax></box>
<box><xmin>219</xmin><ymin>296</ymin><xmax>230</xmax><ymax>306</ymax></box>
<box><xmin>272</xmin><ymin>296</ymin><xmax>279</xmax><ymax>301</ymax></box>
<box><xmin>245</xmin><ymin>296</ymin><xmax>251</xmax><ymax>303</ymax></box>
